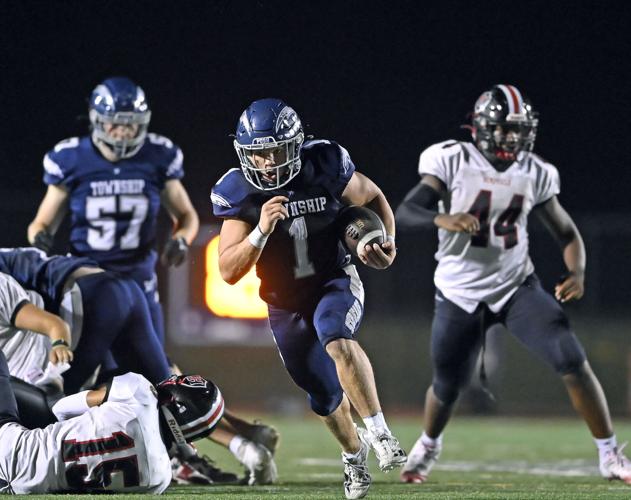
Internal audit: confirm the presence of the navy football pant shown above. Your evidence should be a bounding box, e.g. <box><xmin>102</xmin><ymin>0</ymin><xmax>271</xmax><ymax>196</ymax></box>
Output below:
<box><xmin>63</xmin><ymin>273</ymin><xmax>171</xmax><ymax>393</ymax></box>
<box><xmin>268</xmin><ymin>266</ymin><xmax>365</xmax><ymax>417</ymax></box>
<box><xmin>431</xmin><ymin>274</ymin><xmax>587</xmax><ymax>405</ymax></box>
<box><xmin>0</xmin><ymin>352</ymin><xmax>19</xmax><ymax>427</ymax></box>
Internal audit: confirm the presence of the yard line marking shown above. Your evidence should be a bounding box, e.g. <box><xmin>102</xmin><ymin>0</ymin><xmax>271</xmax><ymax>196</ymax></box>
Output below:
<box><xmin>296</xmin><ymin>457</ymin><xmax>600</xmax><ymax>477</ymax></box>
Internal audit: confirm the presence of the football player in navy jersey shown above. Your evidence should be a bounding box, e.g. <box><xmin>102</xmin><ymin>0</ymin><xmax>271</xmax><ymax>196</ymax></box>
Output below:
<box><xmin>27</xmin><ymin>76</ymin><xmax>199</xmax><ymax>347</ymax></box>
<box><xmin>212</xmin><ymin>98</ymin><xmax>406</xmax><ymax>499</ymax></box>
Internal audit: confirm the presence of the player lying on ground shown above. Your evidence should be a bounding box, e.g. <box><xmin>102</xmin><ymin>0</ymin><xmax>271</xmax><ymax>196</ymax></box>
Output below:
<box><xmin>212</xmin><ymin>98</ymin><xmax>406</xmax><ymax>499</ymax></box>
<box><xmin>395</xmin><ymin>84</ymin><xmax>631</xmax><ymax>485</ymax></box>
<box><xmin>0</xmin><ymin>248</ymin><xmax>278</xmax><ymax>485</ymax></box>
<box><xmin>0</xmin><ymin>351</ymin><xmax>222</xmax><ymax>494</ymax></box>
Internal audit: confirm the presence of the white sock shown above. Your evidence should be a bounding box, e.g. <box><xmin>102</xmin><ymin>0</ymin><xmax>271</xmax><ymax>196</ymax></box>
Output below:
<box><xmin>229</xmin><ymin>435</ymin><xmax>246</xmax><ymax>458</ymax></box>
<box><xmin>595</xmin><ymin>435</ymin><xmax>617</xmax><ymax>462</ymax></box>
<box><xmin>342</xmin><ymin>447</ymin><xmax>363</xmax><ymax>462</ymax></box>
<box><xmin>363</xmin><ymin>412</ymin><xmax>390</xmax><ymax>435</ymax></box>
<box><xmin>421</xmin><ymin>431</ymin><xmax>442</xmax><ymax>449</ymax></box>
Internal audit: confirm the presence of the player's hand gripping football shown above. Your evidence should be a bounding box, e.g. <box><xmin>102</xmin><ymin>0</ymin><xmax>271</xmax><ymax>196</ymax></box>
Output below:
<box><xmin>49</xmin><ymin>341</ymin><xmax>73</xmax><ymax>365</ymax></box>
<box><xmin>358</xmin><ymin>240</ymin><xmax>397</xmax><ymax>269</ymax></box>
<box><xmin>259</xmin><ymin>196</ymin><xmax>289</xmax><ymax>235</ymax></box>
<box><xmin>435</xmin><ymin>213</ymin><xmax>480</xmax><ymax>234</ymax></box>
<box><xmin>555</xmin><ymin>272</ymin><xmax>584</xmax><ymax>303</ymax></box>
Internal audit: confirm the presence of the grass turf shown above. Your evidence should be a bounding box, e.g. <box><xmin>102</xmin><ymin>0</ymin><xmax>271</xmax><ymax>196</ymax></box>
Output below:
<box><xmin>24</xmin><ymin>415</ymin><xmax>631</xmax><ymax>499</ymax></box>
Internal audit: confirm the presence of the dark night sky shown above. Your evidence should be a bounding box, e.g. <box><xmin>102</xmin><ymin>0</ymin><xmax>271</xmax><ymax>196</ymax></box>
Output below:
<box><xmin>0</xmin><ymin>0</ymin><xmax>629</xmax><ymax>243</ymax></box>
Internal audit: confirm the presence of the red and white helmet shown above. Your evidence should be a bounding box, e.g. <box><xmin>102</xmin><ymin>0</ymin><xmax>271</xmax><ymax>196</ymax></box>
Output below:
<box><xmin>156</xmin><ymin>374</ymin><xmax>224</xmax><ymax>444</ymax></box>
<box><xmin>472</xmin><ymin>84</ymin><xmax>538</xmax><ymax>163</ymax></box>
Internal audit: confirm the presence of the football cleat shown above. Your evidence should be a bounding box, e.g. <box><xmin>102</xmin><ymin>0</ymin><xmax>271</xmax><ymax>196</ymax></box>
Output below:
<box><xmin>600</xmin><ymin>443</ymin><xmax>631</xmax><ymax>485</ymax></box>
<box><xmin>187</xmin><ymin>454</ymin><xmax>239</xmax><ymax>484</ymax></box>
<box><xmin>171</xmin><ymin>456</ymin><xmax>211</xmax><ymax>485</ymax></box>
<box><xmin>360</xmin><ymin>427</ymin><xmax>407</xmax><ymax>472</ymax></box>
<box><xmin>235</xmin><ymin>440</ymin><xmax>278</xmax><ymax>485</ymax></box>
<box><xmin>343</xmin><ymin>427</ymin><xmax>371</xmax><ymax>500</ymax></box>
<box><xmin>250</xmin><ymin>420</ymin><xmax>280</xmax><ymax>455</ymax></box>
<box><xmin>400</xmin><ymin>436</ymin><xmax>441</xmax><ymax>483</ymax></box>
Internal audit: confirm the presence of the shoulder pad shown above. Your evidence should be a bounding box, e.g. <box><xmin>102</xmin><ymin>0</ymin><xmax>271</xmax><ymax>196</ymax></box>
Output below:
<box><xmin>302</xmin><ymin>139</ymin><xmax>355</xmax><ymax>183</ymax></box>
<box><xmin>211</xmin><ymin>168</ymin><xmax>253</xmax><ymax>218</ymax></box>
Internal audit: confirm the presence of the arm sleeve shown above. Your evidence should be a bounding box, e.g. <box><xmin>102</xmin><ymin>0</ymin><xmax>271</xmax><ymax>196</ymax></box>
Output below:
<box><xmin>211</xmin><ymin>169</ymin><xmax>247</xmax><ymax>219</ymax></box>
<box><xmin>107</xmin><ymin>373</ymin><xmax>156</xmax><ymax>406</ymax></box>
<box><xmin>418</xmin><ymin>141</ymin><xmax>459</xmax><ymax>190</ymax></box>
<box><xmin>395</xmin><ymin>182</ymin><xmax>442</xmax><ymax>231</ymax></box>
<box><xmin>165</xmin><ymin>146</ymin><xmax>185</xmax><ymax>180</ymax></box>
<box><xmin>318</xmin><ymin>142</ymin><xmax>356</xmax><ymax>198</ymax></box>
<box><xmin>0</xmin><ymin>274</ymin><xmax>31</xmax><ymax>327</ymax></box>
<box><xmin>534</xmin><ymin>162</ymin><xmax>561</xmax><ymax>205</ymax></box>
<box><xmin>51</xmin><ymin>390</ymin><xmax>90</xmax><ymax>421</ymax></box>
<box><xmin>42</xmin><ymin>138</ymin><xmax>80</xmax><ymax>186</ymax></box>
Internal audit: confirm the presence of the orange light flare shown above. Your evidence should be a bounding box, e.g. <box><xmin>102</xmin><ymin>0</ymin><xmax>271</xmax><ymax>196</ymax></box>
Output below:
<box><xmin>204</xmin><ymin>236</ymin><xmax>268</xmax><ymax>319</ymax></box>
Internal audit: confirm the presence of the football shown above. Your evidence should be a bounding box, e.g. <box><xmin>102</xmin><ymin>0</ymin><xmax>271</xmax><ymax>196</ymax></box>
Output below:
<box><xmin>337</xmin><ymin>205</ymin><xmax>387</xmax><ymax>257</ymax></box>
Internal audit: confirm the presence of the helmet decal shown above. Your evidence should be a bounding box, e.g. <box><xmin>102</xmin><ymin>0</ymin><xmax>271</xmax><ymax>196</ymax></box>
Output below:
<box><xmin>180</xmin><ymin>375</ymin><xmax>208</xmax><ymax>388</ymax></box>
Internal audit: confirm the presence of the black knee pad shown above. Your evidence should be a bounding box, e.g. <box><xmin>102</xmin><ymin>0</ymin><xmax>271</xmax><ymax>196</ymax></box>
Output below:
<box><xmin>309</xmin><ymin>390</ymin><xmax>344</xmax><ymax>417</ymax></box>
<box><xmin>10</xmin><ymin>377</ymin><xmax>57</xmax><ymax>428</ymax></box>
<box><xmin>432</xmin><ymin>377</ymin><xmax>461</xmax><ymax>406</ymax></box>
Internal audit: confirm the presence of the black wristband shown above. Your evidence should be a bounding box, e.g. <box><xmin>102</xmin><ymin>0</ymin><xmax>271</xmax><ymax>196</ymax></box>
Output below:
<box><xmin>51</xmin><ymin>339</ymin><xmax>70</xmax><ymax>348</ymax></box>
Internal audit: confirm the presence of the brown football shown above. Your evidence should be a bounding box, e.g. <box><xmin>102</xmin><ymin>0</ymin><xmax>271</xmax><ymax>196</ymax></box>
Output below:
<box><xmin>337</xmin><ymin>205</ymin><xmax>386</xmax><ymax>257</ymax></box>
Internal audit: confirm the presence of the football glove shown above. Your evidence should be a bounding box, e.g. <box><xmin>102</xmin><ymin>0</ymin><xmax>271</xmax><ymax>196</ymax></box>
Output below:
<box><xmin>161</xmin><ymin>236</ymin><xmax>189</xmax><ymax>267</ymax></box>
<box><xmin>33</xmin><ymin>230</ymin><xmax>54</xmax><ymax>254</ymax></box>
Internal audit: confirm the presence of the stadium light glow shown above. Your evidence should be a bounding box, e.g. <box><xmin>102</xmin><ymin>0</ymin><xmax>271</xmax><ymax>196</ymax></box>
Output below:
<box><xmin>204</xmin><ymin>236</ymin><xmax>268</xmax><ymax>319</ymax></box>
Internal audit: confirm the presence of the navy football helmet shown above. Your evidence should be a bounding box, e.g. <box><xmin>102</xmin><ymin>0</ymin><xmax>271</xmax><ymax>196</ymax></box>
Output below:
<box><xmin>472</xmin><ymin>84</ymin><xmax>538</xmax><ymax>163</ymax></box>
<box><xmin>156</xmin><ymin>374</ymin><xmax>224</xmax><ymax>445</ymax></box>
<box><xmin>234</xmin><ymin>98</ymin><xmax>304</xmax><ymax>190</ymax></box>
<box><xmin>89</xmin><ymin>77</ymin><xmax>151</xmax><ymax>160</ymax></box>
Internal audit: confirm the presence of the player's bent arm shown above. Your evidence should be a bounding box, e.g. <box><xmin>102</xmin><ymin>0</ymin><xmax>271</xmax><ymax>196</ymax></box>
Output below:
<box><xmin>533</xmin><ymin>196</ymin><xmax>586</xmax><ymax>277</ymax></box>
<box><xmin>52</xmin><ymin>386</ymin><xmax>107</xmax><ymax>421</ymax></box>
<box><xmin>13</xmin><ymin>303</ymin><xmax>73</xmax><ymax>365</ymax></box>
<box><xmin>218</xmin><ymin>219</ymin><xmax>262</xmax><ymax>285</ymax></box>
<box><xmin>161</xmin><ymin>179</ymin><xmax>200</xmax><ymax>245</ymax></box>
<box><xmin>27</xmin><ymin>185</ymin><xmax>69</xmax><ymax>243</ymax></box>
<box><xmin>395</xmin><ymin>175</ymin><xmax>445</xmax><ymax>230</ymax></box>
<box><xmin>341</xmin><ymin>172</ymin><xmax>397</xmax><ymax>269</ymax></box>
<box><xmin>341</xmin><ymin>172</ymin><xmax>395</xmax><ymax>237</ymax></box>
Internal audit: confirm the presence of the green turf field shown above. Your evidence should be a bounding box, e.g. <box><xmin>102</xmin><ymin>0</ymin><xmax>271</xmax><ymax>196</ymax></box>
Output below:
<box><xmin>28</xmin><ymin>415</ymin><xmax>631</xmax><ymax>499</ymax></box>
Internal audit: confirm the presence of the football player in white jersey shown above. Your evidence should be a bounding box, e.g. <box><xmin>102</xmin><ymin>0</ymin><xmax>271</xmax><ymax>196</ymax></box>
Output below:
<box><xmin>0</xmin><ymin>272</ymin><xmax>73</xmax><ymax>387</ymax></box>
<box><xmin>0</xmin><ymin>350</ymin><xmax>223</xmax><ymax>494</ymax></box>
<box><xmin>396</xmin><ymin>84</ymin><xmax>631</xmax><ymax>485</ymax></box>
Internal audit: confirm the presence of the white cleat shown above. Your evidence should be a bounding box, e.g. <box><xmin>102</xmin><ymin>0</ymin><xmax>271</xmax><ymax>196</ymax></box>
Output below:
<box><xmin>343</xmin><ymin>428</ymin><xmax>372</xmax><ymax>499</ymax></box>
<box><xmin>236</xmin><ymin>440</ymin><xmax>278</xmax><ymax>485</ymax></box>
<box><xmin>359</xmin><ymin>427</ymin><xmax>407</xmax><ymax>472</ymax></box>
<box><xmin>600</xmin><ymin>443</ymin><xmax>631</xmax><ymax>485</ymax></box>
<box><xmin>400</xmin><ymin>436</ymin><xmax>441</xmax><ymax>483</ymax></box>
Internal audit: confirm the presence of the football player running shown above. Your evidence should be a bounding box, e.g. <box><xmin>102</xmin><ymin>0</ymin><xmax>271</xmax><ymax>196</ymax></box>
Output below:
<box><xmin>212</xmin><ymin>98</ymin><xmax>406</xmax><ymax>499</ymax></box>
<box><xmin>395</xmin><ymin>84</ymin><xmax>631</xmax><ymax>485</ymax></box>
<box><xmin>0</xmin><ymin>349</ymin><xmax>224</xmax><ymax>494</ymax></box>
<box><xmin>27</xmin><ymin>76</ymin><xmax>199</xmax><ymax>352</ymax></box>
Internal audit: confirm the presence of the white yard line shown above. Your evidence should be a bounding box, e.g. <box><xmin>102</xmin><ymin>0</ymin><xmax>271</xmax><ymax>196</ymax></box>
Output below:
<box><xmin>296</xmin><ymin>458</ymin><xmax>599</xmax><ymax>477</ymax></box>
